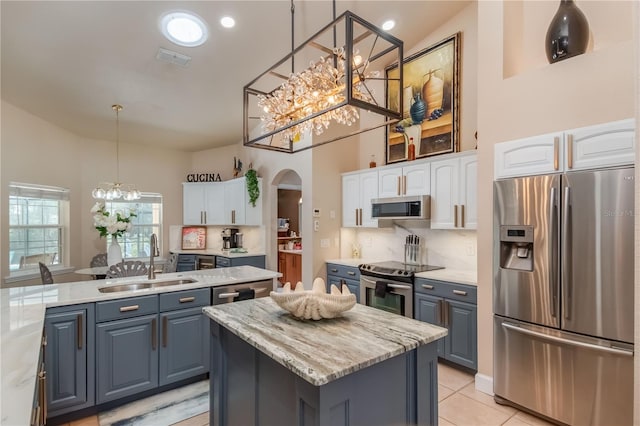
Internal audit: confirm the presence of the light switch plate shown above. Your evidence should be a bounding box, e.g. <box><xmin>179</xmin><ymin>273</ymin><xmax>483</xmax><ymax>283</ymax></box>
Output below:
<box><xmin>313</xmin><ymin>208</ymin><xmax>321</xmax><ymax>217</ymax></box>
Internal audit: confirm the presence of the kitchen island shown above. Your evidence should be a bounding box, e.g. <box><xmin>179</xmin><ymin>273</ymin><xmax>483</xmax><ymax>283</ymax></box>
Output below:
<box><xmin>204</xmin><ymin>298</ymin><xmax>447</xmax><ymax>426</ymax></box>
<box><xmin>0</xmin><ymin>266</ymin><xmax>279</xmax><ymax>426</ymax></box>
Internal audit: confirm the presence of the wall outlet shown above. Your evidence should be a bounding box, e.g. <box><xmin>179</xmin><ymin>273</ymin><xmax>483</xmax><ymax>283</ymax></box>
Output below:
<box><xmin>329</xmin><ymin>210</ymin><xmax>336</xmax><ymax>219</ymax></box>
<box><xmin>466</xmin><ymin>244</ymin><xmax>476</xmax><ymax>256</ymax></box>
<box><xmin>314</xmin><ymin>220</ymin><xmax>319</xmax><ymax>231</ymax></box>
<box><xmin>364</xmin><ymin>236</ymin><xmax>373</xmax><ymax>247</ymax></box>
<box><xmin>320</xmin><ymin>238</ymin><xmax>330</xmax><ymax>248</ymax></box>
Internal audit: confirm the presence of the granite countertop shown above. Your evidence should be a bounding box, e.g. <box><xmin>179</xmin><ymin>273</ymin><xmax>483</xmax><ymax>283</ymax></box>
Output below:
<box><xmin>325</xmin><ymin>258</ymin><xmax>380</xmax><ymax>267</ymax></box>
<box><xmin>170</xmin><ymin>249</ymin><xmax>266</xmax><ymax>258</ymax></box>
<box><xmin>415</xmin><ymin>269</ymin><xmax>477</xmax><ymax>286</ymax></box>
<box><xmin>203</xmin><ymin>298</ymin><xmax>447</xmax><ymax>387</ymax></box>
<box><xmin>0</xmin><ymin>266</ymin><xmax>279</xmax><ymax>426</ymax></box>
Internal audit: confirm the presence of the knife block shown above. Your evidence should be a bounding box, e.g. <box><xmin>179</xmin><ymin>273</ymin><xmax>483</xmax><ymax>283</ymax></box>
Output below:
<box><xmin>404</xmin><ymin>243</ymin><xmax>421</xmax><ymax>266</ymax></box>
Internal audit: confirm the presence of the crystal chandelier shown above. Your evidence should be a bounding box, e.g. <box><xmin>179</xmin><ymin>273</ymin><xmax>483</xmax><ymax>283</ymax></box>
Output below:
<box><xmin>92</xmin><ymin>105</ymin><xmax>141</xmax><ymax>201</ymax></box>
<box><xmin>243</xmin><ymin>3</ymin><xmax>403</xmax><ymax>153</ymax></box>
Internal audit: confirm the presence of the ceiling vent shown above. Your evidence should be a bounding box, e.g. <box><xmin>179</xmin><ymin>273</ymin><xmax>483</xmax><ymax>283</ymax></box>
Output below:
<box><xmin>156</xmin><ymin>48</ymin><xmax>191</xmax><ymax>67</ymax></box>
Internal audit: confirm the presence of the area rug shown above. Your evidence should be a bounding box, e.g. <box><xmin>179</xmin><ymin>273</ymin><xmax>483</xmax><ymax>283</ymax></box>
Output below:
<box><xmin>98</xmin><ymin>380</ymin><xmax>209</xmax><ymax>426</ymax></box>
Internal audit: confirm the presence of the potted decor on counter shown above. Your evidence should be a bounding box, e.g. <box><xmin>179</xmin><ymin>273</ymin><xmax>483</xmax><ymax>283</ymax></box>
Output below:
<box><xmin>91</xmin><ymin>202</ymin><xmax>136</xmax><ymax>265</ymax></box>
<box><xmin>245</xmin><ymin>165</ymin><xmax>260</xmax><ymax>207</ymax></box>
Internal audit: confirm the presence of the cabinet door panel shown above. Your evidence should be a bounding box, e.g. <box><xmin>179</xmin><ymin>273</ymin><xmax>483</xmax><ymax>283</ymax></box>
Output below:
<box><xmin>204</xmin><ymin>184</ymin><xmax>225</xmax><ymax>225</ymax></box>
<box><xmin>414</xmin><ymin>293</ymin><xmax>444</xmax><ymax>357</ymax></box>
<box><xmin>96</xmin><ymin>315</ymin><xmax>158</xmax><ymax>404</ymax></box>
<box><xmin>459</xmin><ymin>155</ymin><xmax>477</xmax><ymax>229</ymax></box>
<box><xmin>378</xmin><ymin>168</ymin><xmax>402</xmax><ymax>198</ymax></box>
<box><xmin>183</xmin><ymin>184</ymin><xmax>205</xmax><ymax>225</ymax></box>
<box><xmin>494</xmin><ymin>132</ymin><xmax>563</xmax><ymax>179</ymax></box>
<box><xmin>342</xmin><ymin>174</ymin><xmax>360</xmax><ymax>227</ymax></box>
<box><xmin>430</xmin><ymin>159</ymin><xmax>458</xmax><ymax>229</ymax></box>
<box><xmin>159</xmin><ymin>308</ymin><xmax>209</xmax><ymax>386</ymax></box>
<box><xmin>446</xmin><ymin>300</ymin><xmax>477</xmax><ymax>370</ymax></box>
<box><xmin>225</xmin><ymin>179</ymin><xmax>246</xmax><ymax>225</ymax></box>
<box><xmin>403</xmin><ymin>163</ymin><xmax>430</xmax><ymax>196</ymax></box>
<box><xmin>359</xmin><ymin>171</ymin><xmax>379</xmax><ymax>227</ymax></box>
<box><xmin>567</xmin><ymin>118</ymin><xmax>635</xmax><ymax>171</ymax></box>
<box><xmin>45</xmin><ymin>308</ymin><xmax>91</xmax><ymax>414</ymax></box>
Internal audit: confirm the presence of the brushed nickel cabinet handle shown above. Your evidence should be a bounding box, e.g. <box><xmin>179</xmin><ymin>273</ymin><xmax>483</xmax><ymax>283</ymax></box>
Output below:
<box><xmin>119</xmin><ymin>305</ymin><xmax>139</xmax><ymax>312</ymax></box>
<box><xmin>39</xmin><ymin>367</ymin><xmax>47</xmax><ymax>423</ymax></box>
<box><xmin>567</xmin><ymin>134</ymin><xmax>574</xmax><ymax>169</ymax></box>
<box><xmin>453</xmin><ymin>289</ymin><xmax>467</xmax><ymax>296</ymax></box>
<box><xmin>454</xmin><ymin>205</ymin><xmax>459</xmax><ymax>227</ymax></box>
<box><xmin>151</xmin><ymin>318</ymin><xmax>157</xmax><ymax>350</ymax></box>
<box><xmin>421</xmin><ymin>284</ymin><xmax>434</xmax><ymax>290</ymax></box>
<box><xmin>461</xmin><ymin>205</ymin><xmax>465</xmax><ymax>228</ymax></box>
<box><xmin>444</xmin><ymin>300</ymin><xmax>450</xmax><ymax>327</ymax></box>
<box><xmin>179</xmin><ymin>296</ymin><xmax>195</xmax><ymax>303</ymax></box>
<box><xmin>553</xmin><ymin>136</ymin><xmax>559</xmax><ymax>170</ymax></box>
<box><xmin>438</xmin><ymin>299</ymin><xmax>444</xmax><ymax>325</ymax></box>
<box><xmin>397</xmin><ymin>176</ymin><xmax>401</xmax><ymax>196</ymax></box>
<box><xmin>204</xmin><ymin>211</ymin><xmax>207</xmax><ymax>224</ymax></box>
<box><xmin>77</xmin><ymin>314</ymin><xmax>83</xmax><ymax>350</ymax></box>
<box><xmin>347</xmin><ymin>271</ymin><xmax>356</xmax><ymax>276</ymax></box>
<box><xmin>162</xmin><ymin>316</ymin><xmax>168</xmax><ymax>348</ymax></box>
<box><xmin>355</xmin><ymin>209</ymin><xmax>358</xmax><ymax>226</ymax></box>
<box><xmin>403</xmin><ymin>175</ymin><xmax>407</xmax><ymax>195</ymax></box>
<box><xmin>330</xmin><ymin>268</ymin><xmax>338</xmax><ymax>273</ymax></box>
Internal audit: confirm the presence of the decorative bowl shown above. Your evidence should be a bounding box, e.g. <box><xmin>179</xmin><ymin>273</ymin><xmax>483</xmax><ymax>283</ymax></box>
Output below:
<box><xmin>270</xmin><ymin>278</ymin><xmax>356</xmax><ymax>320</ymax></box>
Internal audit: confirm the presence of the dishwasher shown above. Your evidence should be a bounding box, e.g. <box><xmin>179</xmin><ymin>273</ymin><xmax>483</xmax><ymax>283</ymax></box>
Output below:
<box><xmin>211</xmin><ymin>279</ymin><xmax>273</xmax><ymax>304</ymax></box>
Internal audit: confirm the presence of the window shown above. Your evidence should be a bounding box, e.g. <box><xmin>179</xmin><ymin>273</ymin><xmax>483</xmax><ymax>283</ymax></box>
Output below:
<box><xmin>9</xmin><ymin>182</ymin><xmax>70</xmax><ymax>272</ymax></box>
<box><xmin>104</xmin><ymin>193</ymin><xmax>162</xmax><ymax>258</ymax></box>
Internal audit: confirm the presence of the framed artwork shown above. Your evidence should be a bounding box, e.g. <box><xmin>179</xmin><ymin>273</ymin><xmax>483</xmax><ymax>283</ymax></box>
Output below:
<box><xmin>181</xmin><ymin>226</ymin><xmax>207</xmax><ymax>250</ymax></box>
<box><xmin>385</xmin><ymin>33</ymin><xmax>461</xmax><ymax>164</ymax></box>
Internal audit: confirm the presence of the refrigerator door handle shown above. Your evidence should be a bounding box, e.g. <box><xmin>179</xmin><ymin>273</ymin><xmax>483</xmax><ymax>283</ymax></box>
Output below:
<box><xmin>501</xmin><ymin>322</ymin><xmax>633</xmax><ymax>357</ymax></box>
<box><xmin>549</xmin><ymin>186</ymin><xmax>559</xmax><ymax>318</ymax></box>
<box><xmin>562</xmin><ymin>186</ymin><xmax>571</xmax><ymax>320</ymax></box>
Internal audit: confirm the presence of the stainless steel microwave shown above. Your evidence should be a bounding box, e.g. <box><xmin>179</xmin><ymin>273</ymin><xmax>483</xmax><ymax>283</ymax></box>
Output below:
<box><xmin>371</xmin><ymin>195</ymin><xmax>430</xmax><ymax>220</ymax></box>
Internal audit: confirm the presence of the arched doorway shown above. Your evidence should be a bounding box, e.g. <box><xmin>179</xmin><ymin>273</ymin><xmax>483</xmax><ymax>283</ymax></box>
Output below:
<box><xmin>273</xmin><ymin>170</ymin><xmax>302</xmax><ymax>288</ymax></box>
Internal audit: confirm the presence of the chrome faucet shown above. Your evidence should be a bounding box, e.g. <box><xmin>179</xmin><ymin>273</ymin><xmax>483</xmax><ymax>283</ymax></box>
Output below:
<box><xmin>148</xmin><ymin>233</ymin><xmax>160</xmax><ymax>280</ymax></box>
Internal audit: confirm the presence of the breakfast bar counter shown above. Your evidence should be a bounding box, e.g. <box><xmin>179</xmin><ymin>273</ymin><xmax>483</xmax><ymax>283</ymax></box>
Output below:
<box><xmin>204</xmin><ymin>298</ymin><xmax>448</xmax><ymax>426</ymax></box>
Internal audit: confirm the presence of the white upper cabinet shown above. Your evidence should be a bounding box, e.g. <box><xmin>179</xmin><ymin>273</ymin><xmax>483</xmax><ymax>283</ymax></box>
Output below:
<box><xmin>183</xmin><ymin>177</ymin><xmax>263</xmax><ymax>226</ymax></box>
<box><xmin>495</xmin><ymin>119</ymin><xmax>635</xmax><ymax>179</ymax></box>
<box><xmin>430</xmin><ymin>152</ymin><xmax>477</xmax><ymax>230</ymax></box>
<box><xmin>183</xmin><ymin>183</ymin><xmax>224</xmax><ymax>225</ymax></box>
<box><xmin>342</xmin><ymin>170</ymin><xmax>378</xmax><ymax>228</ymax></box>
<box><xmin>565</xmin><ymin>119</ymin><xmax>635</xmax><ymax>171</ymax></box>
<box><xmin>494</xmin><ymin>132</ymin><xmax>564</xmax><ymax>179</ymax></box>
<box><xmin>378</xmin><ymin>161</ymin><xmax>430</xmax><ymax>198</ymax></box>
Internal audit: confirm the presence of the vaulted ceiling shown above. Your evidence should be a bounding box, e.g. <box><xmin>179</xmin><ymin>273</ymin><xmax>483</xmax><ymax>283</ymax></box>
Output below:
<box><xmin>1</xmin><ymin>1</ymin><xmax>471</xmax><ymax>152</ymax></box>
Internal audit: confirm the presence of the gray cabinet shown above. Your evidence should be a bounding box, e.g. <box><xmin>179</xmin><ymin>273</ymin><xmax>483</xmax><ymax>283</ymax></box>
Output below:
<box><xmin>326</xmin><ymin>263</ymin><xmax>360</xmax><ymax>303</ymax></box>
<box><xmin>414</xmin><ymin>278</ymin><xmax>477</xmax><ymax>370</ymax></box>
<box><xmin>216</xmin><ymin>255</ymin><xmax>265</xmax><ymax>269</ymax></box>
<box><xmin>176</xmin><ymin>254</ymin><xmax>197</xmax><ymax>272</ymax></box>
<box><xmin>95</xmin><ymin>290</ymin><xmax>211</xmax><ymax>404</ymax></box>
<box><xmin>95</xmin><ymin>295</ymin><xmax>159</xmax><ymax>404</ymax></box>
<box><xmin>44</xmin><ymin>303</ymin><xmax>95</xmax><ymax>417</ymax></box>
<box><xmin>159</xmin><ymin>288</ymin><xmax>210</xmax><ymax>386</ymax></box>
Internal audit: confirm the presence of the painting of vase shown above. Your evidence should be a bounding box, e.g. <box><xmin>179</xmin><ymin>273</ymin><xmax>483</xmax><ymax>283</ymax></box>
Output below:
<box><xmin>385</xmin><ymin>33</ymin><xmax>460</xmax><ymax>164</ymax></box>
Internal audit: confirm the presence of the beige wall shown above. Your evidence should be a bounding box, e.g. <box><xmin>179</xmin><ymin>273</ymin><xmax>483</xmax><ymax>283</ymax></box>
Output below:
<box><xmin>476</xmin><ymin>0</ymin><xmax>635</xmax><ymax>381</ymax></box>
<box><xmin>1</xmin><ymin>100</ymin><xmax>191</xmax><ymax>286</ymax></box>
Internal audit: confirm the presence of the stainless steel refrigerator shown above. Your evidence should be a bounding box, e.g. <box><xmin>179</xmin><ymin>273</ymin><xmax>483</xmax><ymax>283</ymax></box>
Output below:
<box><xmin>493</xmin><ymin>167</ymin><xmax>634</xmax><ymax>425</ymax></box>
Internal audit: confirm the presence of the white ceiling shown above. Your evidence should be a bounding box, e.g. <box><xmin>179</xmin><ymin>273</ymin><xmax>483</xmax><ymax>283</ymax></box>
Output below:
<box><xmin>1</xmin><ymin>1</ymin><xmax>471</xmax><ymax>152</ymax></box>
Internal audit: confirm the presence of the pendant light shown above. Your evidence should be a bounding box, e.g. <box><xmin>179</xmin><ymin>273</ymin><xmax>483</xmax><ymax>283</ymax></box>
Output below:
<box><xmin>92</xmin><ymin>104</ymin><xmax>141</xmax><ymax>201</ymax></box>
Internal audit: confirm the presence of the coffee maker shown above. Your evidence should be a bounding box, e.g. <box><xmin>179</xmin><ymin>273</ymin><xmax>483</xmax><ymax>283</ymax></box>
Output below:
<box><xmin>221</xmin><ymin>228</ymin><xmax>239</xmax><ymax>250</ymax></box>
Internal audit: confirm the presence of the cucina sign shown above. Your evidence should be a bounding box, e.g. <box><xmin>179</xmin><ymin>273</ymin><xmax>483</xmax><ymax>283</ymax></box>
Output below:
<box><xmin>186</xmin><ymin>173</ymin><xmax>222</xmax><ymax>182</ymax></box>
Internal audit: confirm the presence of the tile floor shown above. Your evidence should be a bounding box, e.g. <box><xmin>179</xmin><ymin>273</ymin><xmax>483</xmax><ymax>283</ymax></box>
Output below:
<box><xmin>62</xmin><ymin>363</ymin><xmax>555</xmax><ymax>426</ymax></box>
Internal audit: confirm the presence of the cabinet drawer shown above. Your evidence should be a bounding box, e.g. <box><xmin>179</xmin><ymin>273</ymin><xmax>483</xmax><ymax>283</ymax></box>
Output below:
<box><xmin>216</xmin><ymin>257</ymin><xmax>230</xmax><ymax>268</ymax></box>
<box><xmin>177</xmin><ymin>254</ymin><xmax>197</xmax><ymax>262</ymax></box>
<box><xmin>414</xmin><ymin>278</ymin><xmax>477</xmax><ymax>303</ymax></box>
<box><xmin>96</xmin><ymin>295</ymin><xmax>158</xmax><ymax>322</ymax></box>
<box><xmin>326</xmin><ymin>263</ymin><xmax>360</xmax><ymax>280</ymax></box>
<box><xmin>159</xmin><ymin>288</ymin><xmax>210</xmax><ymax>312</ymax></box>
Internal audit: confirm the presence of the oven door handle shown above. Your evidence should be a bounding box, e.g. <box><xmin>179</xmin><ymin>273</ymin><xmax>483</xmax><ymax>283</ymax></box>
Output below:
<box><xmin>387</xmin><ymin>283</ymin><xmax>412</xmax><ymax>290</ymax></box>
<box><xmin>361</xmin><ymin>276</ymin><xmax>411</xmax><ymax>290</ymax></box>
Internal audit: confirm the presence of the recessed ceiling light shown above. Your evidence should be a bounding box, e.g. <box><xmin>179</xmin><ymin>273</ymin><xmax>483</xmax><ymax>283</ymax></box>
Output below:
<box><xmin>161</xmin><ymin>11</ymin><xmax>208</xmax><ymax>47</ymax></box>
<box><xmin>382</xmin><ymin>20</ymin><xmax>395</xmax><ymax>31</ymax></box>
<box><xmin>220</xmin><ymin>16</ymin><xmax>235</xmax><ymax>29</ymax></box>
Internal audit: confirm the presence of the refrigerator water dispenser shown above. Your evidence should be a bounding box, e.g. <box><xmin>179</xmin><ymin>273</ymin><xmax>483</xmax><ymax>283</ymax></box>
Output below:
<box><xmin>499</xmin><ymin>225</ymin><xmax>534</xmax><ymax>271</ymax></box>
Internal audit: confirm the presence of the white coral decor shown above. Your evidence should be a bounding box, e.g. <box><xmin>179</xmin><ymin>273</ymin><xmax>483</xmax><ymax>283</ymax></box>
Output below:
<box><xmin>270</xmin><ymin>277</ymin><xmax>356</xmax><ymax>320</ymax></box>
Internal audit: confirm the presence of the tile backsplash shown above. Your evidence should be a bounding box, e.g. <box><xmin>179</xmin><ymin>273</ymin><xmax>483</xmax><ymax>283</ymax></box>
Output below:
<box><xmin>340</xmin><ymin>225</ymin><xmax>477</xmax><ymax>271</ymax></box>
<box><xmin>169</xmin><ymin>225</ymin><xmax>264</xmax><ymax>253</ymax></box>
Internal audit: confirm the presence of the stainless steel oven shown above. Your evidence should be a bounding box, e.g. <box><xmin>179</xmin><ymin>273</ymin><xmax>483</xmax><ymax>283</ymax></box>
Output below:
<box><xmin>359</xmin><ymin>261</ymin><xmax>444</xmax><ymax>318</ymax></box>
<box><xmin>360</xmin><ymin>275</ymin><xmax>413</xmax><ymax>318</ymax></box>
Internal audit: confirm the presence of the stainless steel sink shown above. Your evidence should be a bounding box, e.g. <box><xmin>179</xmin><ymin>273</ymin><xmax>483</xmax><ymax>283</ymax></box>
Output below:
<box><xmin>98</xmin><ymin>278</ymin><xmax>197</xmax><ymax>293</ymax></box>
